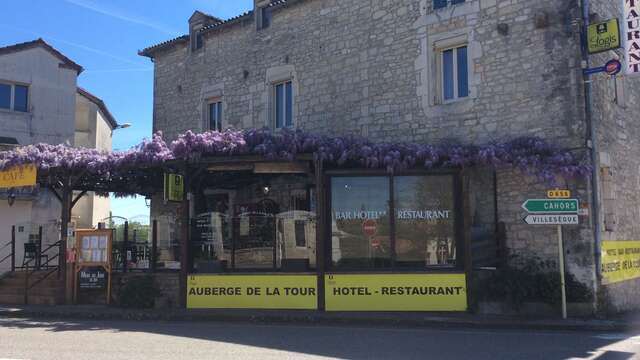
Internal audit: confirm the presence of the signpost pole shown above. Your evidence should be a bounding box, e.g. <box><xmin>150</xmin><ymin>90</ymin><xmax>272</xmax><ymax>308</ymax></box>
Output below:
<box><xmin>557</xmin><ymin>224</ymin><xmax>567</xmax><ymax>319</ymax></box>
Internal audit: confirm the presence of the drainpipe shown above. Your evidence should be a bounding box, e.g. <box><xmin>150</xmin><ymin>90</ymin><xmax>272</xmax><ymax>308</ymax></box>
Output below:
<box><xmin>580</xmin><ymin>0</ymin><xmax>602</xmax><ymax>283</ymax></box>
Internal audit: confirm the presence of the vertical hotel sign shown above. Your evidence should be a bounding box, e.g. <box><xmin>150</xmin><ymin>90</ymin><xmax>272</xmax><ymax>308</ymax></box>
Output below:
<box><xmin>624</xmin><ymin>0</ymin><xmax>640</xmax><ymax>76</ymax></box>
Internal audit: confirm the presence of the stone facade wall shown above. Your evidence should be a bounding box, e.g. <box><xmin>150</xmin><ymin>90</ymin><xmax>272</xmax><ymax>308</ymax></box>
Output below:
<box><xmin>588</xmin><ymin>1</ymin><xmax>640</xmax><ymax>312</ymax></box>
<box><xmin>147</xmin><ymin>0</ymin><xmax>615</xmax><ymax>308</ymax></box>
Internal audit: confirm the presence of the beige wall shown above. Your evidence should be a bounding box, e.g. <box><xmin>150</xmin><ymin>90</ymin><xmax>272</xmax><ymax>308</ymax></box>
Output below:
<box><xmin>72</xmin><ymin>93</ymin><xmax>113</xmax><ymax>228</ymax></box>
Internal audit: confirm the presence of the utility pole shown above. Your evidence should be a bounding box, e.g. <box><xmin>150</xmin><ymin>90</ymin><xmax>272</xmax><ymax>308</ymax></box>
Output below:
<box><xmin>579</xmin><ymin>0</ymin><xmax>603</xmax><ymax>285</ymax></box>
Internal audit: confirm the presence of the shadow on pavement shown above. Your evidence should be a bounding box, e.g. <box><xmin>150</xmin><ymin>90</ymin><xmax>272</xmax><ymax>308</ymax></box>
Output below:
<box><xmin>0</xmin><ymin>316</ymin><xmax>638</xmax><ymax>360</ymax></box>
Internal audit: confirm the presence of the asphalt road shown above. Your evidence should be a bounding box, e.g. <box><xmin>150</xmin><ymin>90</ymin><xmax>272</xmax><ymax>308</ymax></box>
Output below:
<box><xmin>0</xmin><ymin>317</ymin><xmax>639</xmax><ymax>360</ymax></box>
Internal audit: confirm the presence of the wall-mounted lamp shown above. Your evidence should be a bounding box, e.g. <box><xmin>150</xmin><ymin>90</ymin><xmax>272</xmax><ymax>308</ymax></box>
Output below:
<box><xmin>114</xmin><ymin>123</ymin><xmax>132</xmax><ymax>130</ymax></box>
<box><xmin>7</xmin><ymin>192</ymin><xmax>15</xmax><ymax>207</ymax></box>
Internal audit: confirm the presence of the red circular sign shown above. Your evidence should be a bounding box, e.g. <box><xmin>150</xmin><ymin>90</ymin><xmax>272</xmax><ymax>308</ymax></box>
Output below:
<box><xmin>371</xmin><ymin>238</ymin><xmax>381</xmax><ymax>248</ymax></box>
<box><xmin>605</xmin><ymin>59</ymin><xmax>622</xmax><ymax>76</ymax></box>
<box><xmin>362</xmin><ymin>219</ymin><xmax>377</xmax><ymax>237</ymax></box>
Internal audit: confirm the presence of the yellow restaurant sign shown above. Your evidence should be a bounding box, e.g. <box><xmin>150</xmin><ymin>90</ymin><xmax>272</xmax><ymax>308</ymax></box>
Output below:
<box><xmin>587</xmin><ymin>18</ymin><xmax>621</xmax><ymax>54</ymax></box>
<box><xmin>602</xmin><ymin>241</ymin><xmax>640</xmax><ymax>284</ymax></box>
<box><xmin>187</xmin><ymin>274</ymin><xmax>318</xmax><ymax>309</ymax></box>
<box><xmin>0</xmin><ymin>164</ymin><xmax>37</xmax><ymax>189</ymax></box>
<box><xmin>325</xmin><ymin>273</ymin><xmax>467</xmax><ymax>312</ymax></box>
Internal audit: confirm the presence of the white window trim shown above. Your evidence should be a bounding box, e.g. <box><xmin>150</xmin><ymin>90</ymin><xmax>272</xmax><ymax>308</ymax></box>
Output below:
<box><xmin>0</xmin><ymin>81</ymin><xmax>29</xmax><ymax>113</ymax></box>
<box><xmin>431</xmin><ymin>34</ymin><xmax>471</xmax><ymax>106</ymax></box>
<box><xmin>207</xmin><ymin>98</ymin><xmax>224</xmax><ymax>131</ymax></box>
<box><xmin>440</xmin><ymin>45</ymin><xmax>467</xmax><ymax>104</ymax></box>
<box><xmin>272</xmin><ymin>79</ymin><xmax>294</xmax><ymax>129</ymax></box>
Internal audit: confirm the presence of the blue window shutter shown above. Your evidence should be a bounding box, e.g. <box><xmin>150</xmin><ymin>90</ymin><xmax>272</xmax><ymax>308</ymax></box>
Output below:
<box><xmin>275</xmin><ymin>84</ymin><xmax>284</xmax><ymax>128</ymax></box>
<box><xmin>434</xmin><ymin>0</ymin><xmax>448</xmax><ymax>9</ymax></box>
<box><xmin>442</xmin><ymin>49</ymin><xmax>454</xmax><ymax>101</ymax></box>
<box><xmin>285</xmin><ymin>82</ymin><xmax>293</xmax><ymax>127</ymax></box>
<box><xmin>209</xmin><ymin>103</ymin><xmax>215</xmax><ymax>130</ymax></box>
<box><xmin>457</xmin><ymin>46</ymin><xmax>469</xmax><ymax>98</ymax></box>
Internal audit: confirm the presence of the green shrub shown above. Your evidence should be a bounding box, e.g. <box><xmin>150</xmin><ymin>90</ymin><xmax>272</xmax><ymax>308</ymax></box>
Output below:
<box><xmin>117</xmin><ymin>275</ymin><xmax>161</xmax><ymax>309</ymax></box>
<box><xmin>476</xmin><ymin>256</ymin><xmax>593</xmax><ymax>310</ymax></box>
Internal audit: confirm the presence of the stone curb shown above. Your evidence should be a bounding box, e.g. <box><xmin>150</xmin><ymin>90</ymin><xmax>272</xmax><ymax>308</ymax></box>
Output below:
<box><xmin>0</xmin><ymin>307</ymin><xmax>632</xmax><ymax>332</ymax></box>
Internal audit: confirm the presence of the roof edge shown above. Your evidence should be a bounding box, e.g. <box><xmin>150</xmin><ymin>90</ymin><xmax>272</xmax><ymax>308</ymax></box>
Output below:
<box><xmin>77</xmin><ymin>87</ymin><xmax>119</xmax><ymax>129</ymax></box>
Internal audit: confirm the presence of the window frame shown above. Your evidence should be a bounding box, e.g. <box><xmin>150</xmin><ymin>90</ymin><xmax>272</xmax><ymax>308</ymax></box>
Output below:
<box><xmin>0</xmin><ymin>81</ymin><xmax>29</xmax><ymax>113</ymax></box>
<box><xmin>207</xmin><ymin>99</ymin><xmax>223</xmax><ymax>132</ymax></box>
<box><xmin>325</xmin><ymin>170</ymin><xmax>465</xmax><ymax>273</ymax></box>
<box><xmin>439</xmin><ymin>44</ymin><xmax>469</xmax><ymax>104</ymax></box>
<box><xmin>433</xmin><ymin>0</ymin><xmax>466</xmax><ymax>11</ymax></box>
<box><xmin>272</xmin><ymin>79</ymin><xmax>294</xmax><ymax>129</ymax></box>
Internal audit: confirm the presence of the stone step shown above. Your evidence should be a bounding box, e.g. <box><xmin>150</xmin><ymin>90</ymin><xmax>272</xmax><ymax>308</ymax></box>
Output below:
<box><xmin>0</xmin><ymin>286</ymin><xmax>62</xmax><ymax>296</ymax></box>
<box><xmin>0</xmin><ymin>293</ymin><xmax>63</xmax><ymax>306</ymax></box>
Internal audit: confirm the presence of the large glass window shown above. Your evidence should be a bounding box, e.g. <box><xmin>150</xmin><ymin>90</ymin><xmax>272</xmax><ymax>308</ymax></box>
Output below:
<box><xmin>330</xmin><ymin>174</ymin><xmax>458</xmax><ymax>271</ymax></box>
<box><xmin>394</xmin><ymin>176</ymin><xmax>456</xmax><ymax>268</ymax></box>
<box><xmin>192</xmin><ymin>175</ymin><xmax>316</xmax><ymax>273</ymax></box>
<box><xmin>331</xmin><ymin>177</ymin><xmax>391</xmax><ymax>269</ymax></box>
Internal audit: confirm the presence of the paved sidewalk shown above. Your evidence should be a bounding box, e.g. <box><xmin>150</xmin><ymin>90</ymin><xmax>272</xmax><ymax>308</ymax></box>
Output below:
<box><xmin>1</xmin><ymin>305</ymin><xmax>638</xmax><ymax>332</ymax></box>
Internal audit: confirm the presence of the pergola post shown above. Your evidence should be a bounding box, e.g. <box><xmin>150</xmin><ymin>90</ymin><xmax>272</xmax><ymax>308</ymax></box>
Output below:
<box><xmin>179</xmin><ymin>166</ymin><xmax>191</xmax><ymax>309</ymax></box>
<box><xmin>59</xmin><ymin>184</ymin><xmax>73</xmax><ymax>304</ymax></box>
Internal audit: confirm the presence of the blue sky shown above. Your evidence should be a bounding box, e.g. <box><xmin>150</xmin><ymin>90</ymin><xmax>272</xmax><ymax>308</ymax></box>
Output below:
<box><xmin>0</xmin><ymin>0</ymin><xmax>254</xmax><ymax>223</ymax></box>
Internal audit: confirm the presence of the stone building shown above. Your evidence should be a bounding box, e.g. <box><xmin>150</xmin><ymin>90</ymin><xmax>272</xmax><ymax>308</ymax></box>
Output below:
<box><xmin>140</xmin><ymin>0</ymin><xmax>640</xmax><ymax>313</ymax></box>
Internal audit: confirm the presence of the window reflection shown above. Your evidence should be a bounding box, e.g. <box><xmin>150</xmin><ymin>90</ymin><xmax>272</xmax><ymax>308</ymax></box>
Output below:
<box><xmin>394</xmin><ymin>176</ymin><xmax>456</xmax><ymax>268</ymax></box>
<box><xmin>331</xmin><ymin>177</ymin><xmax>391</xmax><ymax>269</ymax></box>
<box><xmin>193</xmin><ymin>175</ymin><xmax>316</xmax><ymax>272</ymax></box>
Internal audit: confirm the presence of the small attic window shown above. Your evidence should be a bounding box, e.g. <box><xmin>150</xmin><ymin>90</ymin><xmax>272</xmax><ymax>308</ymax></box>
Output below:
<box><xmin>257</xmin><ymin>6</ymin><xmax>272</xmax><ymax>30</ymax></box>
<box><xmin>190</xmin><ymin>29</ymin><xmax>204</xmax><ymax>52</ymax></box>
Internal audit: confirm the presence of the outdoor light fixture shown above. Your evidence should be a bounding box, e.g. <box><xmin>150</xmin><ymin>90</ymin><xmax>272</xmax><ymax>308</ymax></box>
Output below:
<box><xmin>145</xmin><ymin>196</ymin><xmax>151</xmax><ymax>208</ymax></box>
<box><xmin>114</xmin><ymin>123</ymin><xmax>132</xmax><ymax>130</ymax></box>
<box><xmin>262</xmin><ymin>184</ymin><xmax>271</xmax><ymax>195</ymax></box>
<box><xmin>7</xmin><ymin>192</ymin><xmax>15</xmax><ymax>207</ymax></box>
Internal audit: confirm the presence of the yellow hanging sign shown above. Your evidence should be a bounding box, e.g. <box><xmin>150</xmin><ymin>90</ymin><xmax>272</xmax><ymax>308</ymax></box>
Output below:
<box><xmin>0</xmin><ymin>164</ymin><xmax>37</xmax><ymax>188</ymax></box>
<box><xmin>164</xmin><ymin>173</ymin><xmax>184</xmax><ymax>202</ymax></box>
<box><xmin>587</xmin><ymin>19</ymin><xmax>621</xmax><ymax>54</ymax></box>
<box><xmin>602</xmin><ymin>241</ymin><xmax>640</xmax><ymax>284</ymax></box>
<box><xmin>325</xmin><ymin>273</ymin><xmax>467</xmax><ymax>312</ymax></box>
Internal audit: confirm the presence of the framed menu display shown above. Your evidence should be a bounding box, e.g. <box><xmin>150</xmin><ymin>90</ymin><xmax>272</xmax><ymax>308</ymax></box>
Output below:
<box><xmin>73</xmin><ymin>229</ymin><xmax>113</xmax><ymax>304</ymax></box>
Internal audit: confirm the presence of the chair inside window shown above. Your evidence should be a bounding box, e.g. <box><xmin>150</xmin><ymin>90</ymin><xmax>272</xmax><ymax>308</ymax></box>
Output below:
<box><xmin>22</xmin><ymin>242</ymin><xmax>48</xmax><ymax>269</ymax></box>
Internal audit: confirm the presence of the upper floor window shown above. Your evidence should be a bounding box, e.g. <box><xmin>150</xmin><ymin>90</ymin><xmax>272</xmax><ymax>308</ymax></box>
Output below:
<box><xmin>441</xmin><ymin>45</ymin><xmax>469</xmax><ymax>102</ymax></box>
<box><xmin>433</xmin><ymin>0</ymin><xmax>465</xmax><ymax>10</ymax></box>
<box><xmin>208</xmin><ymin>100</ymin><xmax>223</xmax><ymax>131</ymax></box>
<box><xmin>274</xmin><ymin>80</ymin><xmax>293</xmax><ymax>129</ymax></box>
<box><xmin>0</xmin><ymin>82</ymin><xmax>29</xmax><ymax>112</ymax></box>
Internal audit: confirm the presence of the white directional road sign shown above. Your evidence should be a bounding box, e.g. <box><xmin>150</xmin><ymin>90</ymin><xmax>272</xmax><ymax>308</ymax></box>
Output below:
<box><xmin>524</xmin><ymin>214</ymin><xmax>579</xmax><ymax>225</ymax></box>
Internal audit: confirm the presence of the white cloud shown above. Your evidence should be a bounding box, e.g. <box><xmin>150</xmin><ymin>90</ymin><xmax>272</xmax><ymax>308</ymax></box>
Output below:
<box><xmin>63</xmin><ymin>0</ymin><xmax>179</xmax><ymax>36</ymax></box>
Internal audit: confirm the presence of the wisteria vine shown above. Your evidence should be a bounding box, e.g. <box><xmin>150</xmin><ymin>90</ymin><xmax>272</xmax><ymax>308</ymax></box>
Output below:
<box><xmin>0</xmin><ymin>128</ymin><xmax>591</xmax><ymax>186</ymax></box>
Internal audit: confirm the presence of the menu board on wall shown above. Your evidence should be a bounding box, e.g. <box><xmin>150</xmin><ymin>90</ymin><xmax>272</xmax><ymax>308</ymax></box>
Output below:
<box><xmin>76</xmin><ymin>231</ymin><xmax>111</xmax><ymax>264</ymax></box>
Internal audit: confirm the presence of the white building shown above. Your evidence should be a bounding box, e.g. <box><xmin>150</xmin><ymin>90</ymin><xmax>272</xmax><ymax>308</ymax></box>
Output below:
<box><xmin>0</xmin><ymin>39</ymin><xmax>117</xmax><ymax>272</ymax></box>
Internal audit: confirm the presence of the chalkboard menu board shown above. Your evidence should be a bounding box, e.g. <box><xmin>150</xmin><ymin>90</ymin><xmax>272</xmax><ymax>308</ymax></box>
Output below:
<box><xmin>79</xmin><ymin>267</ymin><xmax>107</xmax><ymax>289</ymax></box>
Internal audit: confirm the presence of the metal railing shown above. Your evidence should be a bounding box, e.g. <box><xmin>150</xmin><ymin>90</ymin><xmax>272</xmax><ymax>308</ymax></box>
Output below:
<box><xmin>0</xmin><ymin>226</ymin><xmax>16</xmax><ymax>272</ymax></box>
<box><xmin>23</xmin><ymin>240</ymin><xmax>62</xmax><ymax>304</ymax></box>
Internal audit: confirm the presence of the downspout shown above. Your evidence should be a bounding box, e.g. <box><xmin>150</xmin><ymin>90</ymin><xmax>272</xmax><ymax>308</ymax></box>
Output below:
<box><xmin>580</xmin><ymin>0</ymin><xmax>602</xmax><ymax>284</ymax></box>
